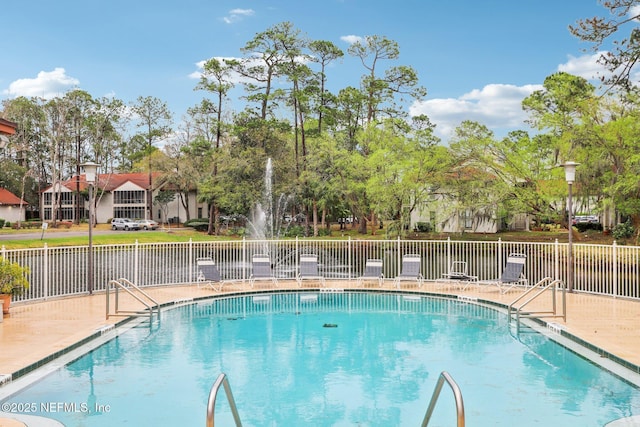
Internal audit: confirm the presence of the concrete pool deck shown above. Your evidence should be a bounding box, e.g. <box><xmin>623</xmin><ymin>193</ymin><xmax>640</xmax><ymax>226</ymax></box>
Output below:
<box><xmin>1</xmin><ymin>280</ymin><xmax>640</xmax><ymax>389</ymax></box>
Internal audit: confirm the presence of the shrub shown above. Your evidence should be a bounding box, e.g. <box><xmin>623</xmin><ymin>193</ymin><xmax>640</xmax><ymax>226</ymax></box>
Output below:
<box><xmin>0</xmin><ymin>257</ymin><xmax>30</xmax><ymax>296</ymax></box>
<box><xmin>415</xmin><ymin>222</ymin><xmax>432</xmax><ymax>232</ymax></box>
<box><xmin>185</xmin><ymin>220</ymin><xmax>209</xmax><ymax>232</ymax></box>
<box><xmin>612</xmin><ymin>220</ymin><xmax>635</xmax><ymax>241</ymax></box>
<box><xmin>575</xmin><ymin>222</ymin><xmax>603</xmax><ymax>233</ymax></box>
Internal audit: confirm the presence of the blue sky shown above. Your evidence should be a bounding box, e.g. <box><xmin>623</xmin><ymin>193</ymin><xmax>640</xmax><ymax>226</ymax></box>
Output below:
<box><xmin>0</xmin><ymin>0</ymin><xmax>616</xmax><ymax>142</ymax></box>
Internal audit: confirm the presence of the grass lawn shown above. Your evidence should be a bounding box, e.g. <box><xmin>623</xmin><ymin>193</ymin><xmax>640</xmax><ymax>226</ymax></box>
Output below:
<box><xmin>0</xmin><ymin>223</ymin><xmax>618</xmax><ymax>249</ymax></box>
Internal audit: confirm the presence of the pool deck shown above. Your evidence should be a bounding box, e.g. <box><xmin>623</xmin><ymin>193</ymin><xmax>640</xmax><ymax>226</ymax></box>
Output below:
<box><xmin>1</xmin><ymin>279</ymin><xmax>640</xmax><ymax>389</ymax></box>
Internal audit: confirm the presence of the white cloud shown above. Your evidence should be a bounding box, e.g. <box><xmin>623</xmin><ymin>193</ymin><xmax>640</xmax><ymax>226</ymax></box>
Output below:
<box><xmin>411</xmin><ymin>53</ymin><xmax>617</xmax><ymax>142</ymax></box>
<box><xmin>340</xmin><ymin>35</ymin><xmax>363</xmax><ymax>45</ymax></box>
<box><xmin>190</xmin><ymin>56</ymin><xmax>255</xmax><ymax>84</ymax></box>
<box><xmin>557</xmin><ymin>52</ymin><xmax>611</xmax><ymax>81</ymax></box>
<box><xmin>223</xmin><ymin>8</ymin><xmax>254</xmax><ymax>24</ymax></box>
<box><xmin>3</xmin><ymin>68</ymin><xmax>79</xmax><ymax>99</ymax></box>
<box><xmin>410</xmin><ymin>83</ymin><xmax>542</xmax><ymax>140</ymax></box>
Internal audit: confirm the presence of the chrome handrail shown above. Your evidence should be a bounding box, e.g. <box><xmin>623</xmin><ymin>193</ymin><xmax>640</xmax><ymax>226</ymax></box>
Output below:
<box><xmin>508</xmin><ymin>277</ymin><xmax>565</xmax><ymax>323</ymax></box>
<box><xmin>106</xmin><ymin>278</ymin><xmax>160</xmax><ymax>320</ymax></box>
<box><xmin>421</xmin><ymin>371</ymin><xmax>465</xmax><ymax>427</ymax></box>
<box><xmin>206</xmin><ymin>373</ymin><xmax>243</xmax><ymax>427</ymax></box>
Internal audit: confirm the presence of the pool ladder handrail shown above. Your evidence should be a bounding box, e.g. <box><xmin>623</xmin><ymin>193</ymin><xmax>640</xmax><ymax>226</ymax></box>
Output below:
<box><xmin>105</xmin><ymin>278</ymin><xmax>160</xmax><ymax>320</ymax></box>
<box><xmin>421</xmin><ymin>371</ymin><xmax>465</xmax><ymax>427</ymax></box>
<box><xmin>206</xmin><ymin>373</ymin><xmax>243</xmax><ymax>427</ymax></box>
<box><xmin>508</xmin><ymin>277</ymin><xmax>566</xmax><ymax>325</ymax></box>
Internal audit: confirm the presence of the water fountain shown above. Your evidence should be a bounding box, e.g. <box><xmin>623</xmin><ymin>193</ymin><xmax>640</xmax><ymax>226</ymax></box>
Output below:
<box><xmin>250</xmin><ymin>158</ymin><xmax>291</xmax><ymax>239</ymax></box>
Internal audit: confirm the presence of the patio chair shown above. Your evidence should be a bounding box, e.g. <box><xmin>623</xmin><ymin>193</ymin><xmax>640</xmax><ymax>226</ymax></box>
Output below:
<box><xmin>250</xmin><ymin>254</ymin><xmax>278</xmax><ymax>288</ymax></box>
<box><xmin>297</xmin><ymin>254</ymin><xmax>325</xmax><ymax>287</ymax></box>
<box><xmin>196</xmin><ymin>257</ymin><xmax>224</xmax><ymax>291</ymax></box>
<box><xmin>357</xmin><ymin>259</ymin><xmax>384</xmax><ymax>287</ymax></box>
<box><xmin>478</xmin><ymin>253</ymin><xmax>528</xmax><ymax>293</ymax></box>
<box><xmin>441</xmin><ymin>261</ymin><xmax>477</xmax><ymax>289</ymax></box>
<box><xmin>394</xmin><ymin>254</ymin><xmax>424</xmax><ymax>288</ymax></box>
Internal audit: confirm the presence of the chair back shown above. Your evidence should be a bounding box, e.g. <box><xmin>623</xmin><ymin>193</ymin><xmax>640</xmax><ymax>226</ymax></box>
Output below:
<box><xmin>362</xmin><ymin>259</ymin><xmax>383</xmax><ymax>277</ymax></box>
<box><xmin>197</xmin><ymin>257</ymin><xmax>221</xmax><ymax>282</ymax></box>
<box><xmin>300</xmin><ymin>254</ymin><xmax>319</xmax><ymax>277</ymax></box>
<box><xmin>500</xmin><ymin>253</ymin><xmax>526</xmax><ymax>283</ymax></box>
<box><xmin>400</xmin><ymin>254</ymin><xmax>421</xmax><ymax>277</ymax></box>
<box><xmin>448</xmin><ymin>261</ymin><xmax>468</xmax><ymax>278</ymax></box>
<box><xmin>252</xmin><ymin>254</ymin><xmax>272</xmax><ymax>278</ymax></box>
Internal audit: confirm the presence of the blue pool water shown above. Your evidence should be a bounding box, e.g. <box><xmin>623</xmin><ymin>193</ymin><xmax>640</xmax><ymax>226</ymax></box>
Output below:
<box><xmin>2</xmin><ymin>292</ymin><xmax>639</xmax><ymax>426</ymax></box>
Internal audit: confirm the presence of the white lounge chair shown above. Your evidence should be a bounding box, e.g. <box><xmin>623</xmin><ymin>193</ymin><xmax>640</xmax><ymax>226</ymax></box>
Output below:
<box><xmin>394</xmin><ymin>254</ymin><xmax>424</xmax><ymax>288</ymax></box>
<box><xmin>297</xmin><ymin>254</ymin><xmax>325</xmax><ymax>287</ymax></box>
<box><xmin>250</xmin><ymin>254</ymin><xmax>278</xmax><ymax>288</ymax></box>
<box><xmin>478</xmin><ymin>253</ymin><xmax>527</xmax><ymax>293</ymax></box>
<box><xmin>441</xmin><ymin>261</ymin><xmax>477</xmax><ymax>289</ymax></box>
<box><xmin>357</xmin><ymin>259</ymin><xmax>384</xmax><ymax>287</ymax></box>
<box><xmin>196</xmin><ymin>257</ymin><xmax>224</xmax><ymax>291</ymax></box>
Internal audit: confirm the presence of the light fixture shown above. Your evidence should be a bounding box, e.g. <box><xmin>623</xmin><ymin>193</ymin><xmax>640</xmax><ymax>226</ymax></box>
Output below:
<box><xmin>80</xmin><ymin>161</ymin><xmax>99</xmax><ymax>185</ymax></box>
<box><xmin>562</xmin><ymin>161</ymin><xmax>579</xmax><ymax>184</ymax></box>
<box><xmin>80</xmin><ymin>161</ymin><xmax>100</xmax><ymax>294</ymax></box>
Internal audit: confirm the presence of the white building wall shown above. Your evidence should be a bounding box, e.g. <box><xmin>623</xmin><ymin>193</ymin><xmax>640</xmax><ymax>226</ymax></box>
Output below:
<box><xmin>0</xmin><ymin>206</ymin><xmax>25</xmax><ymax>223</ymax></box>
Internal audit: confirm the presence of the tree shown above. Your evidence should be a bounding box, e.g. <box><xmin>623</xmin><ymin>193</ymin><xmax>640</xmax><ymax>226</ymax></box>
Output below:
<box><xmin>347</xmin><ymin>35</ymin><xmax>426</xmax><ymax>123</ymax></box>
<box><xmin>308</xmin><ymin>40</ymin><xmax>344</xmax><ymax>134</ymax></box>
<box><xmin>570</xmin><ymin>0</ymin><xmax>640</xmax><ymax>91</ymax></box>
<box><xmin>365</xmin><ymin>119</ymin><xmax>446</xmax><ymax>237</ymax></box>
<box><xmin>228</xmin><ymin>22</ymin><xmax>289</xmax><ymax>120</ymax></box>
<box><xmin>131</xmin><ymin>96</ymin><xmax>172</xmax><ymax>220</ymax></box>
<box><xmin>154</xmin><ymin>190</ymin><xmax>176</xmax><ymax>226</ymax></box>
<box><xmin>65</xmin><ymin>90</ymin><xmax>95</xmax><ymax>224</ymax></box>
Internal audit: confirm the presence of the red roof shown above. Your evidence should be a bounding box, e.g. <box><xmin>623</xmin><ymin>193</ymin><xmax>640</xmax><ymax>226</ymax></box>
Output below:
<box><xmin>0</xmin><ymin>118</ymin><xmax>17</xmax><ymax>135</ymax></box>
<box><xmin>43</xmin><ymin>172</ymin><xmax>161</xmax><ymax>192</ymax></box>
<box><xmin>0</xmin><ymin>188</ymin><xmax>28</xmax><ymax>206</ymax></box>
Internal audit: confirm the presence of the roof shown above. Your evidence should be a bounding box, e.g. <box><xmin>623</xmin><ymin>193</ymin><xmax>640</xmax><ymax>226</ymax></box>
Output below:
<box><xmin>0</xmin><ymin>188</ymin><xmax>28</xmax><ymax>206</ymax></box>
<box><xmin>0</xmin><ymin>118</ymin><xmax>17</xmax><ymax>135</ymax></box>
<box><xmin>42</xmin><ymin>172</ymin><xmax>161</xmax><ymax>193</ymax></box>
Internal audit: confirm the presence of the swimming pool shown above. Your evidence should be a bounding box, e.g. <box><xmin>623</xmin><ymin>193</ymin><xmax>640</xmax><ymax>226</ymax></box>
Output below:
<box><xmin>1</xmin><ymin>291</ymin><xmax>639</xmax><ymax>426</ymax></box>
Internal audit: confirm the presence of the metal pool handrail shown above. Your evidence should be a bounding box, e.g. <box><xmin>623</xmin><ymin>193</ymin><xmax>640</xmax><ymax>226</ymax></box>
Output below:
<box><xmin>421</xmin><ymin>371</ymin><xmax>465</xmax><ymax>427</ymax></box>
<box><xmin>105</xmin><ymin>278</ymin><xmax>160</xmax><ymax>320</ymax></box>
<box><xmin>508</xmin><ymin>277</ymin><xmax>566</xmax><ymax>324</ymax></box>
<box><xmin>206</xmin><ymin>373</ymin><xmax>243</xmax><ymax>427</ymax></box>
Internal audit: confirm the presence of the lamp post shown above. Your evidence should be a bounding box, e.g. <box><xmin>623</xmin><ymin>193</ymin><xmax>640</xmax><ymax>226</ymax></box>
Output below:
<box><xmin>81</xmin><ymin>161</ymin><xmax>99</xmax><ymax>294</ymax></box>
<box><xmin>562</xmin><ymin>161</ymin><xmax>579</xmax><ymax>294</ymax></box>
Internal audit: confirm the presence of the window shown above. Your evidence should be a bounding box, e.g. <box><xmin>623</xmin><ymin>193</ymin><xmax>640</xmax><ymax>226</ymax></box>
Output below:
<box><xmin>462</xmin><ymin>210</ymin><xmax>473</xmax><ymax>229</ymax></box>
<box><xmin>114</xmin><ymin>190</ymin><xmax>145</xmax><ymax>204</ymax></box>
<box><xmin>113</xmin><ymin>207</ymin><xmax>145</xmax><ymax>219</ymax></box>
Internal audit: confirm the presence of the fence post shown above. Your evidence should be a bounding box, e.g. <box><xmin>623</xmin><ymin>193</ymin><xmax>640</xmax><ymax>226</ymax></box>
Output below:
<box><xmin>242</xmin><ymin>237</ymin><xmax>247</xmax><ymax>283</ymax></box>
<box><xmin>348</xmin><ymin>237</ymin><xmax>352</xmax><ymax>281</ymax></box>
<box><xmin>612</xmin><ymin>240</ymin><xmax>618</xmax><ymax>297</ymax></box>
<box><xmin>189</xmin><ymin>238</ymin><xmax>194</xmax><ymax>283</ymax></box>
<box><xmin>134</xmin><ymin>240</ymin><xmax>139</xmax><ymax>285</ymax></box>
<box><xmin>397</xmin><ymin>237</ymin><xmax>401</xmax><ymax>278</ymax></box>
<box><xmin>43</xmin><ymin>243</ymin><xmax>49</xmax><ymax>300</ymax></box>
<box><xmin>295</xmin><ymin>236</ymin><xmax>299</xmax><ymax>275</ymax></box>
<box><xmin>446</xmin><ymin>237</ymin><xmax>452</xmax><ymax>274</ymax></box>
<box><xmin>554</xmin><ymin>239</ymin><xmax>559</xmax><ymax>283</ymax></box>
<box><xmin>497</xmin><ymin>238</ymin><xmax>503</xmax><ymax>278</ymax></box>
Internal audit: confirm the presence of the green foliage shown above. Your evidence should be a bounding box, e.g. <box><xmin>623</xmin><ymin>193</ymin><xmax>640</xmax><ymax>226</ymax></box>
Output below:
<box><xmin>575</xmin><ymin>222</ymin><xmax>603</xmax><ymax>233</ymax></box>
<box><xmin>184</xmin><ymin>219</ymin><xmax>209</xmax><ymax>232</ymax></box>
<box><xmin>415</xmin><ymin>222</ymin><xmax>432</xmax><ymax>232</ymax></box>
<box><xmin>0</xmin><ymin>257</ymin><xmax>30</xmax><ymax>295</ymax></box>
<box><xmin>612</xmin><ymin>220</ymin><xmax>635</xmax><ymax>241</ymax></box>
